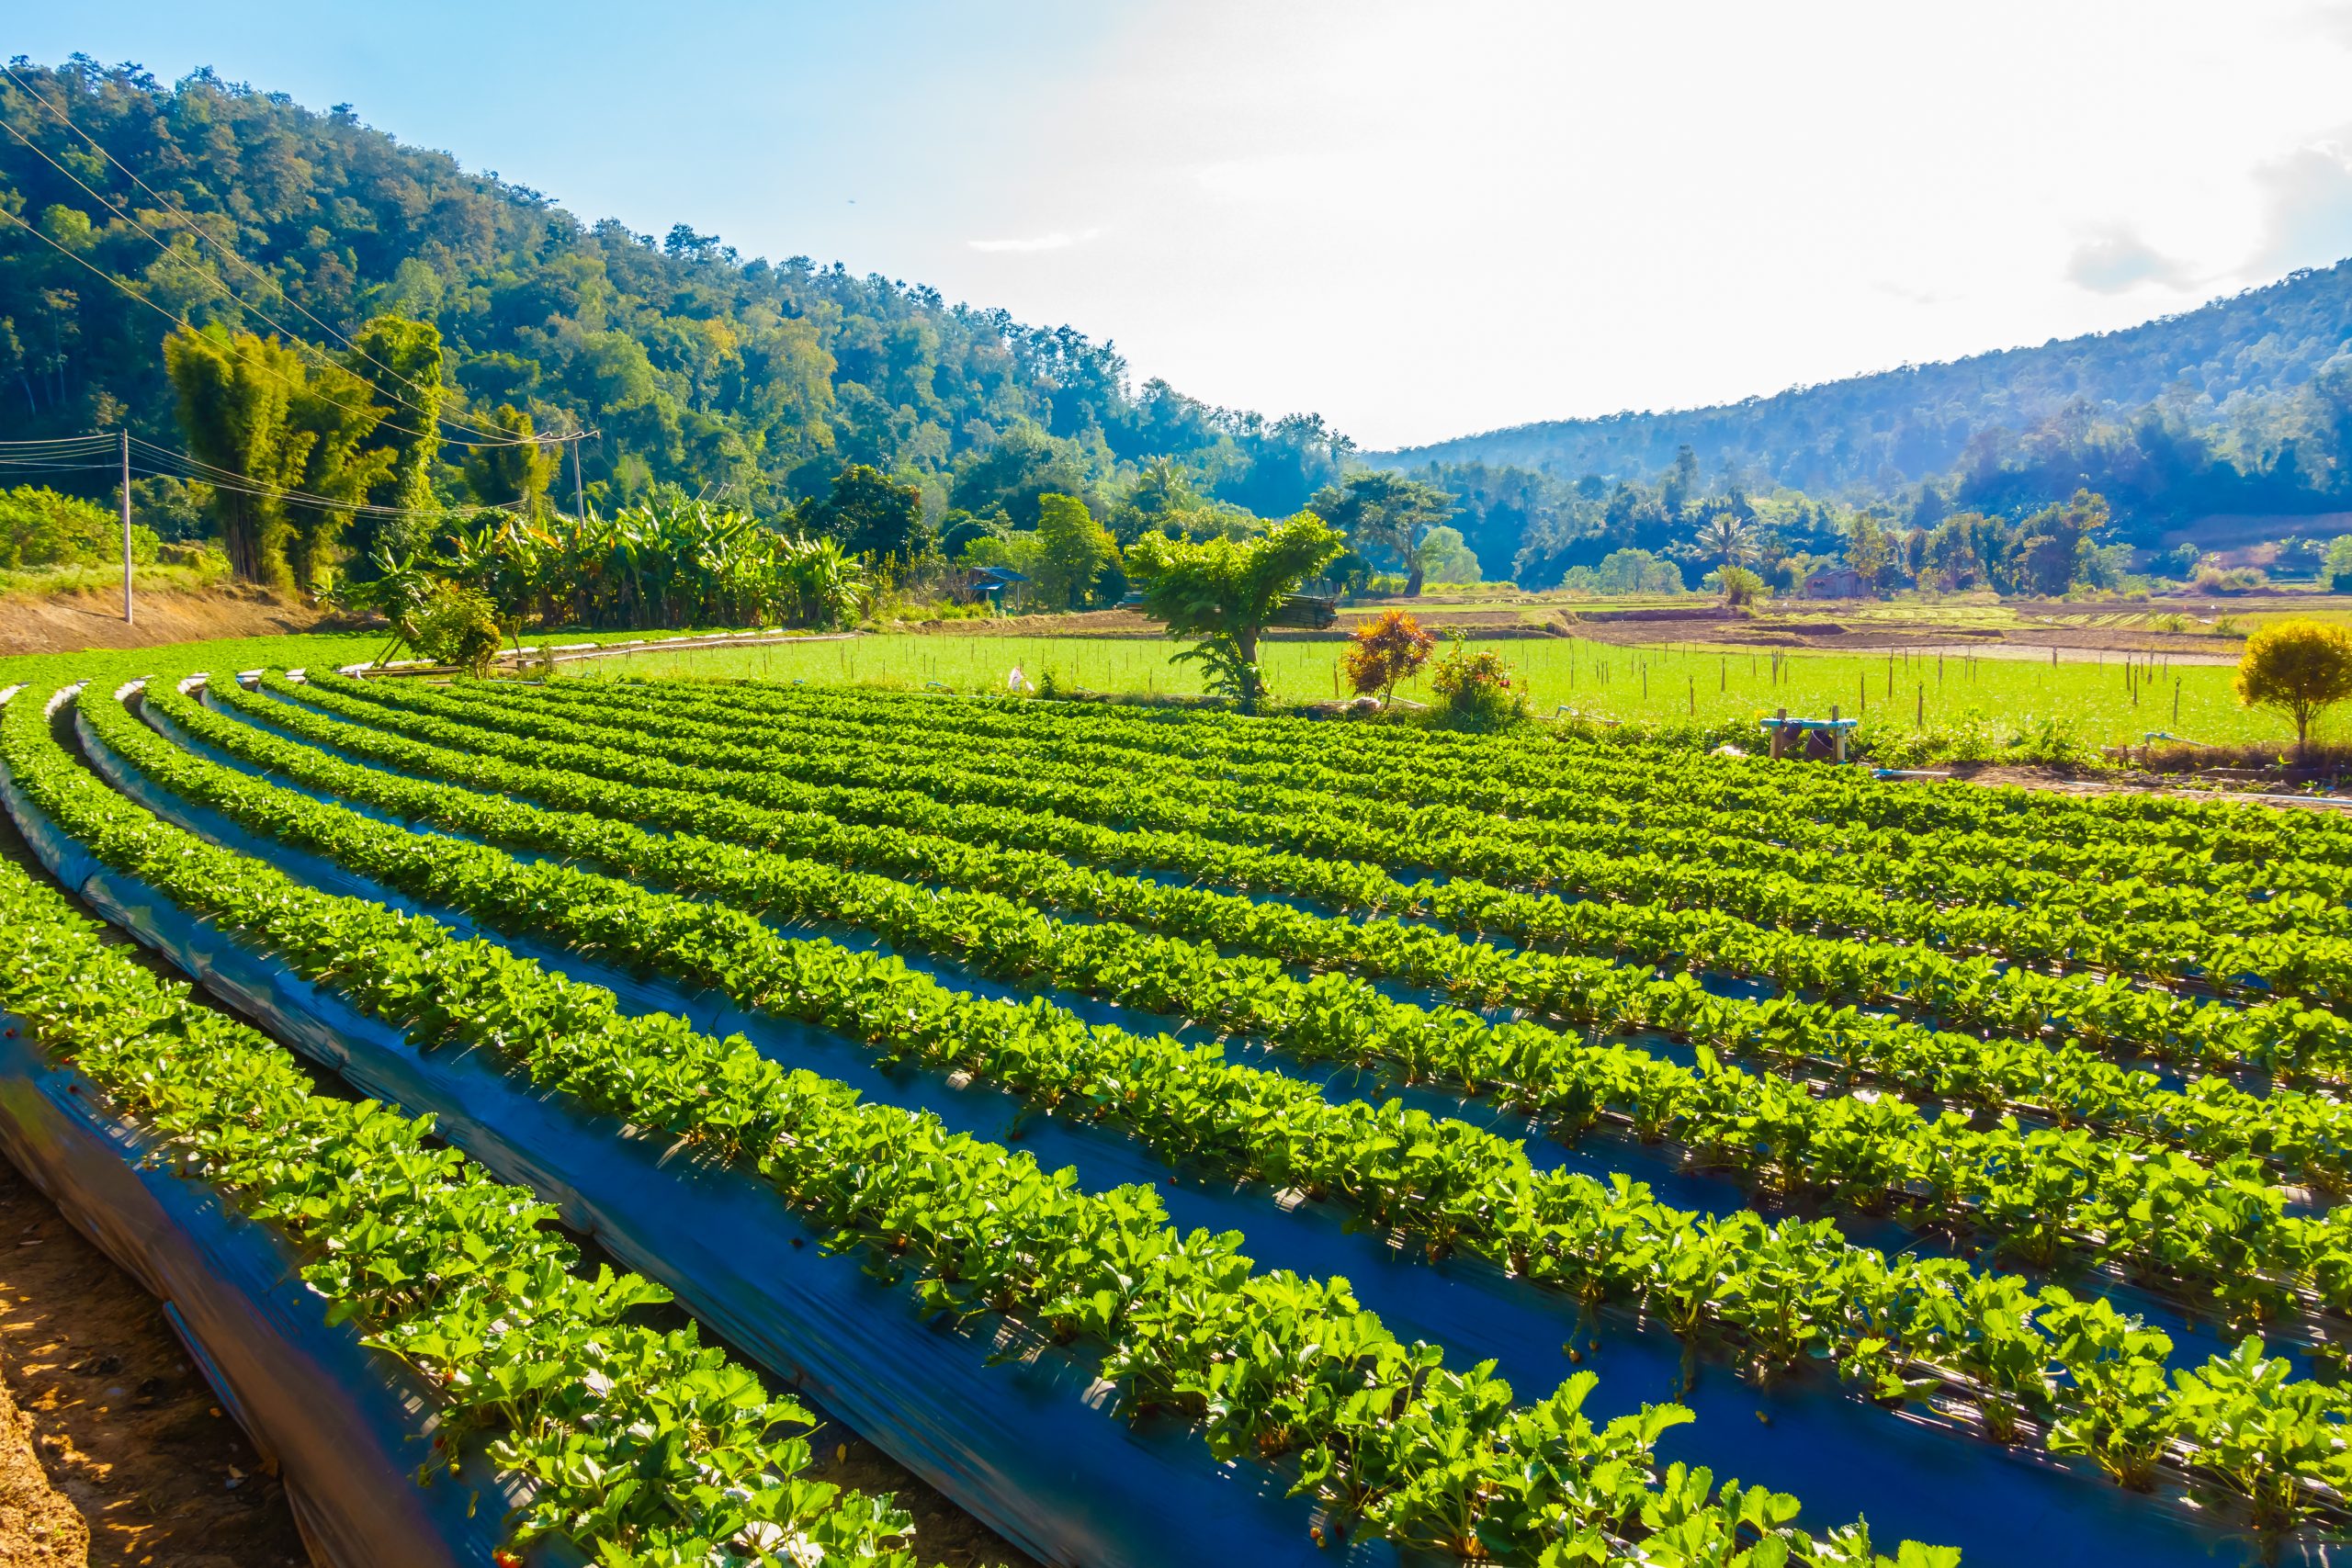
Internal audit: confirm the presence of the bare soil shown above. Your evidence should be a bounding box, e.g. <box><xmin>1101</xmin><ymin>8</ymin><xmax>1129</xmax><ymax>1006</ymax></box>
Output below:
<box><xmin>0</xmin><ymin>1327</ymin><xmax>86</xmax><ymax>1568</ymax></box>
<box><xmin>900</xmin><ymin>604</ymin><xmax>1556</xmax><ymax>641</ymax></box>
<box><xmin>1554</xmin><ymin>608</ymin><xmax>2244</xmax><ymax>660</ymax></box>
<box><xmin>0</xmin><ymin>588</ymin><xmax>341</xmax><ymax>659</ymax></box>
<box><xmin>0</xmin><ymin>1165</ymin><xmax>307</xmax><ymax>1568</ymax></box>
<box><xmin>896</xmin><ymin>597</ymin><xmax>2282</xmax><ymax>658</ymax></box>
<box><xmin>903</xmin><ymin>608</ymin><xmax>1168</xmax><ymax>638</ymax></box>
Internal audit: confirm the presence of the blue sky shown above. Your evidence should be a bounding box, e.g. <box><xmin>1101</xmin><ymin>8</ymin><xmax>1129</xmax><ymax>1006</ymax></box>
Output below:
<box><xmin>19</xmin><ymin>1</ymin><xmax>2352</xmax><ymax>449</ymax></box>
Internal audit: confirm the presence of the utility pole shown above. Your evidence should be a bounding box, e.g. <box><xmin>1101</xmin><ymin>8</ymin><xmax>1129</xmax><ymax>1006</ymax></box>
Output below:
<box><xmin>119</xmin><ymin>428</ymin><xmax>132</xmax><ymax>625</ymax></box>
<box><xmin>571</xmin><ymin>432</ymin><xmax>585</xmax><ymax>520</ymax></box>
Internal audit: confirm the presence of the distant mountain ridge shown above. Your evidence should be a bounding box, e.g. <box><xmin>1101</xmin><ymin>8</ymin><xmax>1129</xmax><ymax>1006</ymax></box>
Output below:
<box><xmin>1372</xmin><ymin>262</ymin><xmax>2352</xmax><ymax>499</ymax></box>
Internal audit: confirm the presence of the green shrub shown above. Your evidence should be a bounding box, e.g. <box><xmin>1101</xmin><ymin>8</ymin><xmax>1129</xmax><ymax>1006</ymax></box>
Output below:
<box><xmin>411</xmin><ymin>587</ymin><xmax>503</xmax><ymax>675</ymax></box>
<box><xmin>0</xmin><ymin>484</ymin><xmax>158</xmax><ymax>570</ymax></box>
<box><xmin>1430</xmin><ymin>644</ymin><xmax>1527</xmax><ymax>730</ymax></box>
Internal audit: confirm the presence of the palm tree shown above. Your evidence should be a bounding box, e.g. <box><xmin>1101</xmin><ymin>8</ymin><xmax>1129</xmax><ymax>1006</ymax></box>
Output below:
<box><xmin>1695</xmin><ymin>510</ymin><xmax>1757</xmax><ymax>570</ymax></box>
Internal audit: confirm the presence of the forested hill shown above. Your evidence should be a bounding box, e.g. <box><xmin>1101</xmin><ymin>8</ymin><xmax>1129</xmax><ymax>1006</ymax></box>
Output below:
<box><xmin>0</xmin><ymin>58</ymin><xmax>1351</xmax><ymax>518</ymax></box>
<box><xmin>1374</xmin><ymin>261</ymin><xmax>2352</xmax><ymax>513</ymax></box>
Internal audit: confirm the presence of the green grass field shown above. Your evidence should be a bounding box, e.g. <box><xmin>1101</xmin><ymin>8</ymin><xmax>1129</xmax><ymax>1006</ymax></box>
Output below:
<box><xmin>1</xmin><ymin>622</ymin><xmax>2317</xmax><ymax>753</ymax></box>
<box><xmin>578</xmin><ymin>632</ymin><xmax>2316</xmax><ymax>750</ymax></box>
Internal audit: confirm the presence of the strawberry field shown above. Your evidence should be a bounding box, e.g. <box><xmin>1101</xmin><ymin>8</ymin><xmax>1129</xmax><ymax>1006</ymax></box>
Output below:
<box><xmin>5</xmin><ymin>664</ymin><xmax>2352</xmax><ymax>1567</ymax></box>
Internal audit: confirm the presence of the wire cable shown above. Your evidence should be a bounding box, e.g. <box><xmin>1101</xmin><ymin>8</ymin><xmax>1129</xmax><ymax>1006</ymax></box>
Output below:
<box><xmin>2</xmin><ymin>62</ymin><xmax>522</xmax><ymax>444</ymax></box>
<box><xmin>0</xmin><ymin>118</ymin><xmax>533</xmax><ymax>448</ymax></box>
<box><xmin>0</xmin><ymin>203</ymin><xmax>508</xmax><ymax>446</ymax></box>
<box><xmin>0</xmin><ymin>423</ymin><xmax>544</xmax><ymax>518</ymax></box>
<box><xmin>125</xmin><ymin>442</ymin><xmax>525</xmax><ymax>517</ymax></box>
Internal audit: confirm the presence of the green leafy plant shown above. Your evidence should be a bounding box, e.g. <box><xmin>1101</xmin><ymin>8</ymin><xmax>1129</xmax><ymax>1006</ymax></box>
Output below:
<box><xmin>1429</xmin><ymin>643</ymin><xmax>1527</xmax><ymax>730</ymax></box>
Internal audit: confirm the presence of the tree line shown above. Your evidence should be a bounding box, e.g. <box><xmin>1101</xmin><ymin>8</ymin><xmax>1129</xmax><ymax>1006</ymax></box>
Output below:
<box><xmin>0</xmin><ymin>58</ymin><xmax>1352</xmax><ymax>558</ymax></box>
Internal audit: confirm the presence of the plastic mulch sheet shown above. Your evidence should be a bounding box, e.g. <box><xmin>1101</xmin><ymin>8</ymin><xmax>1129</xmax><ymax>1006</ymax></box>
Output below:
<box><xmin>8</xmin><ymin>690</ymin><xmax>1385</xmax><ymax>1568</ymax></box>
<box><xmin>79</xmin><ymin>683</ymin><xmax>2281</xmax><ymax>1567</ymax></box>
<box><xmin>178</xmin><ymin>683</ymin><xmax>2281</xmax><ymax>1566</ymax></box>
<box><xmin>0</xmin><ymin>1021</ymin><xmax>538</xmax><ymax>1568</ymax></box>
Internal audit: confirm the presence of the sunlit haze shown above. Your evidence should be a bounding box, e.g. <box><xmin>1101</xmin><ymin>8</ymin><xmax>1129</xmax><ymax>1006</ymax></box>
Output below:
<box><xmin>22</xmin><ymin>0</ymin><xmax>2352</xmax><ymax>447</ymax></box>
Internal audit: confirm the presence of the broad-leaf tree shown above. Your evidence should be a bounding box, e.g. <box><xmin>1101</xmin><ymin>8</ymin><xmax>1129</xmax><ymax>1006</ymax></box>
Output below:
<box><xmin>460</xmin><ymin>404</ymin><xmax>558</xmax><ymax>515</ymax></box>
<box><xmin>800</xmin><ymin>463</ymin><xmax>930</xmax><ymax>562</ymax></box>
<box><xmin>1125</xmin><ymin>513</ymin><xmax>1343</xmax><ymax>708</ymax></box>
<box><xmin>2235</xmin><ymin>617</ymin><xmax>2352</xmax><ymax>755</ymax></box>
<box><xmin>345</xmin><ymin>313</ymin><xmax>447</xmax><ymax>563</ymax></box>
<box><xmin>1032</xmin><ymin>491</ymin><xmax>1118</xmax><ymax>609</ymax></box>
<box><xmin>1307</xmin><ymin>472</ymin><xmax>1455</xmax><ymax>596</ymax></box>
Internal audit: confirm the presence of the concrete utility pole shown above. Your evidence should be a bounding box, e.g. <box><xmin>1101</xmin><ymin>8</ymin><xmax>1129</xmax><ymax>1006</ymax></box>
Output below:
<box><xmin>571</xmin><ymin>433</ymin><xmax>585</xmax><ymax>518</ymax></box>
<box><xmin>119</xmin><ymin>428</ymin><xmax>132</xmax><ymax>625</ymax></box>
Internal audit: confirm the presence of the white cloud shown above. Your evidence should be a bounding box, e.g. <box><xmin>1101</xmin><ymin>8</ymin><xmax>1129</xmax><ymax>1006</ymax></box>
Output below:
<box><xmin>2306</xmin><ymin>0</ymin><xmax>2352</xmax><ymax>48</ymax></box>
<box><xmin>966</xmin><ymin>228</ymin><xmax>1102</xmax><ymax>254</ymax></box>
<box><xmin>2065</xmin><ymin>224</ymin><xmax>2197</xmax><ymax>293</ymax></box>
<box><xmin>2247</xmin><ymin>129</ymin><xmax>2352</xmax><ymax>274</ymax></box>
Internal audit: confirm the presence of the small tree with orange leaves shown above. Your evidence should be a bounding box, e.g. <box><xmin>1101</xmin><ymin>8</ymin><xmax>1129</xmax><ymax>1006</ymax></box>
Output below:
<box><xmin>1343</xmin><ymin>608</ymin><xmax>1436</xmax><ymax>706</ymax></box>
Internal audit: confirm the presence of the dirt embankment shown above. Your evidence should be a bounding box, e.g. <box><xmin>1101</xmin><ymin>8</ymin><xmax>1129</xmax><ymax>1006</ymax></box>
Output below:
<box><xmin>1554</xmin><ymin>608</ymin><xmax>2244</xmax><ymax>660</ymax></box>
<box><xmin>0</xmin><ymin>586</ymin><xmax>343</xmax><ymax>659</ymax></box>
<box><xmin>900</xmin><ymin>604</ymin><xmax>1559</xmax><ymax>641</ymax></box>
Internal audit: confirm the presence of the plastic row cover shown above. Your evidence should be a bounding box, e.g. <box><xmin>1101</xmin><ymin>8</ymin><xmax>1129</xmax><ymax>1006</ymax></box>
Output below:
<box><xmin>185</xmin><ymin>679</ymin><xmax>2278</xmax><ymax>1568</ymax></box>
<box><xmin>0</xmin><ymin>713</ymin><xmax>537</xmax><ymax>1568</ymax></box>
<box><xmin>9</xmin><ymin>688</ymin><xmax>1382</xmax><ymax>1568</ymax></box>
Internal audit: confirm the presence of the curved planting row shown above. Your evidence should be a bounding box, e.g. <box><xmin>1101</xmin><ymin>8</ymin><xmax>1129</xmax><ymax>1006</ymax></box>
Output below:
<box><xmin>463</xmin><ymin>675</ymin><xmax>2343</xmax><ymax>956</ymax></box>
<box><xmin>543</xmin><ymin>676</ymin><xmax>2352</xmax><ymax>922</ymax></box>
<box><xmin>179</xmin><ymin>679</ymin><xmax>2352</xmax><ymax>1238</ymax></box>
<box><xmin>288</xmin><ymin>671</ymin><xmax>2352</xmax><ymax>1046</ymax></box>
<box><xmin>322</xmin><ymin>671</ymin><xmax>2352</xmax><ymax>1002</ymax></box>
<box><xmin>611</xmin><ymin>674</ymin><xmax>2352</xmax><ymax>868</ymax></box>
<box><xmin>0</xmin><ymin>676</ymin><xmax>1941</xmax><ymax>1568</ymax></box>
<box><xmin>224</xmin><ymin>674</ymin><xmax>2352</xmax><ymax>1119</ymax></box>
<box><xmin>0</xmin><ymin>788</ymin><xmax>924</xmax><ymax>1568</ymax></box>
<box><xmin>85</xmin><ymin>673</ymin><xmax>2352</xmax><ymax>1538</ymax></box>
<box><xmin>248</xmin><ymin>673</ymin><xmax>2352</xmax><ymax>1089</ymax></box>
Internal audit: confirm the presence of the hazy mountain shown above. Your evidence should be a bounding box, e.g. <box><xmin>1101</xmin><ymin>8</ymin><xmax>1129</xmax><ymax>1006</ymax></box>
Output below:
<box><xmin>1372</xmin><ymin>262</ymin><xmax>2352</xmax><ymax>514</ymax></box>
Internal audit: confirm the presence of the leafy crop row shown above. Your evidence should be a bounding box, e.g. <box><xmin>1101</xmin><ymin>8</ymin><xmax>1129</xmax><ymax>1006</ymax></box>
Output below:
<box><xmin>5</xmin><ymin>678</ymin><xmax>1932</xmax><ymax>1566</ymax></box>
<box><xmin>322</xmin><ymin>672</ymin><xmax>2352</xmax><ymax>1003</ymax></box>
<box><xmin>87</xmin><ymin>677</ymin><xmax>2352</xmax><ymax>1530</ymax></box>
<box><xmin>231</xmin><ymin>674</ymin><xmax>2352</xmax><ymax>1097</ymax></box>
<box><xmin>0</xmin><ymin>785</ymin><xmax>924</xmax><ymax>1567</ymax></box>
<box><xmin>286</xmin><ymin>671</ymin><xmax>2352</xmax><ymax>1066</ymax></box>
<box><xmin>545</xmin><ymin>677</ymin><xmax>2351</xmax><ymax>921</ymax></box>
<box><xmin>616</xmin><ymin>675</ymin><xmax>2352</xmax><ymax>866</ymax></box>
<box><xmin>186</xmin><ymin>679</ymin><xmax>2352</xmax><ymax>1239</ymax></box>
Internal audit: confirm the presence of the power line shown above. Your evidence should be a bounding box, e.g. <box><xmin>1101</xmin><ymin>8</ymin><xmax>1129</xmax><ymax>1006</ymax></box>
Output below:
<box><xmin>0</xmin><ymin>203</ymin><xmax>602</xmax><ymax>473</ymax></box>
<box><xmin>1</xmin><ymin>62</ymin><xmax>518</xmax><ymax>445</ymax></box>
<box><xmin>126</xmin><ymin>437</ymin><xmax>527</xmax><ymax>517</ymax></box>
<box><xmin>0</xmin><ymin>459</ymin><xmax>126</xmax><ymax>477</ymax></box>
<box><xmin>0</xmin><ymin>117</ymin><xmax>526</xmax><ymax>448</ymax></box>
<box><xmin>0</xmin><ymin>423</ymin><xmax>535</xmax><ymax>519</ymax></box>
<box><xmin>0</xmin><ymin>202</ymin><xmax>484</xmax><ymax>446</ymax></box>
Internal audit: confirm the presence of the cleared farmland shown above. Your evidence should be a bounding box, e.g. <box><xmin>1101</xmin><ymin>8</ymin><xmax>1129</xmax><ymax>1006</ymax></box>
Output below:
<box><xmin>5</xmin><ymin>665</ymin><xmax>2350</xmax><ymax>1565</ymax></box>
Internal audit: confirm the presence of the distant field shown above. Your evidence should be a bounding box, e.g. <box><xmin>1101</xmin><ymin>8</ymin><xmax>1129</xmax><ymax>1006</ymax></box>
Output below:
<box><xmin>580</xmin><ymin>631</ymin><xmax>2322</xmax><ymax>749</ymax></box>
